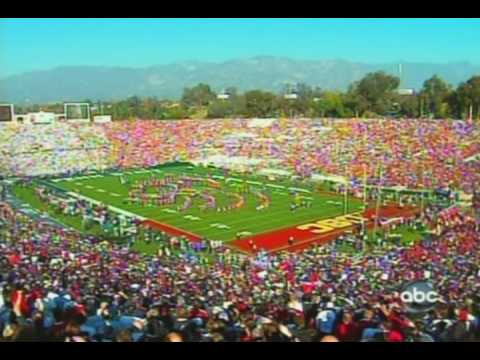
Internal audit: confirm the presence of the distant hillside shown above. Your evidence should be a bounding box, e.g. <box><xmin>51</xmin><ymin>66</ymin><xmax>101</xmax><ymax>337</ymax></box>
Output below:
<box><xmin>1</xmin><ymin>56</ymin><xmax>479</xmax><ymax>104</ymax></box>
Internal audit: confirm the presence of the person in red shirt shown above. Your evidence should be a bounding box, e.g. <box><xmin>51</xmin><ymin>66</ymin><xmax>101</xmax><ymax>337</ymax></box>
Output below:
<box><xmin>11</xmin><ymin>285</ymin><xmax>30</xmax><ymax>317</ymax></box>
<box><xmin>384</xmin><ymin>311</ymin><xmax>412</xmax><ymax>342</ymax></box>
<box><xmin>385</xmin><ymin>322</ymin><xmax>405</xmax><ymax>342</ymax></box>
<box><xmin>9</xmin><ymin>252</ymin><xmax>21</xmax><ymax>267</ymax></box>
<box><xmin>335</xmin><ymin>311</ymin><xmax>359</xmax><ymax>342</ymax></box>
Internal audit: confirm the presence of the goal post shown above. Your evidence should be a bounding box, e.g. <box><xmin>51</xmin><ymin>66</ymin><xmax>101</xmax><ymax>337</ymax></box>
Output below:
<box><xmin>64</xmin><ymin>103</ymin><xmax>91</xmax><ymax>123</ymax></box>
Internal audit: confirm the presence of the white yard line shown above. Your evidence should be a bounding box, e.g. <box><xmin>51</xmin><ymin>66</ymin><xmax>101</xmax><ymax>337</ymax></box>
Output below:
<box><xmin>162</xmin><ymin>209</ymin><xmax>177</xmax><ymax>213</ymax></box>
<box><xmin>266</xmin><ymin>184</ymin><xmax>285</xmax><ymax>189</ymax></box>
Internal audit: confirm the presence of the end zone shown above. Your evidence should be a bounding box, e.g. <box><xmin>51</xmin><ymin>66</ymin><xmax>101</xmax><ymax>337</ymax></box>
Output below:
<box><xmin>230</xmin><ymin>205</ymin><xmax>421</xmax><ymax>254</ymax></box>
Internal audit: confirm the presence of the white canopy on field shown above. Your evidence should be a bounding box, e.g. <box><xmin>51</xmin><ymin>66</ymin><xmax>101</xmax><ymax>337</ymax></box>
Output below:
<box><xmin>311</xmin><ymin>173</ymin><xmax>348</xmax><ymax>184</ymax></box>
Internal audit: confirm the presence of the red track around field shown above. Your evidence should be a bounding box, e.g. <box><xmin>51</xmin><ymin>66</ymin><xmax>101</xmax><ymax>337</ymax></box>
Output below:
<box><xmin>141</xmin><ymin>219</ymin><xmax>202</xmax><ymax>242</ymax></box>
<box><xmin>229</xmin><ymin>205</ymin><xmax>420</xmax><ymax>255</ymax></box>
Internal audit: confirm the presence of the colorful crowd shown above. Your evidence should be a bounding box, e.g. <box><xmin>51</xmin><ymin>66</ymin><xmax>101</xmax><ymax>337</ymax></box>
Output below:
<box><xmin>1</xmin><ymin>118</ymin><xmax>479</xmax><ymax>194</ymax></box>
<box><xmin>1</xmin><ymin>197</ymin><xmax>479</xmax><ymax>342</ymax></box>
<box><xmin>1</xmin><ymin>117</ymin><xmax>479</xmax><ymax>342</ymax></box>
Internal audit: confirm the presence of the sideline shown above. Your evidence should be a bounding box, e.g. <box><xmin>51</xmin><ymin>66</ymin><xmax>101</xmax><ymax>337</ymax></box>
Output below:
<box><xmin>66</xmin><ymin>191</ymin><xmax>147</xmax><ymax>221</ymax></box>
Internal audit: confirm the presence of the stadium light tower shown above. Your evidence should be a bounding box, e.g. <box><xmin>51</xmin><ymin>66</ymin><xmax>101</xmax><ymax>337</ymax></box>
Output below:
<box><xmin>284</xmin><ymin>82</ymin><xmax>298</xmax><ymax>119</ymax></box>
<box><xmin>468</xmin><ymin>104</ymin><xmax>473</xmax><ymax>124</ymax></box>
<box><xmin>373</xmin><ymin>164</ymin><xmax>384</xmax><ymax>243</ymax></box>
<box><xmin>217</xmin><ymin>89</ymin><xmax>230</xmax><ymax>100</ymax></box>
<box><xmin>398</xmin><ymin>64</ymin><xmax>403</xmax><ymax>87</ymax></box>
<box><xmin>344</xmin><ymin>170</ymin><xmax>349</xmax><ymax>215</ymax></box>
<box><xmin>396</xmin><ymin>63</ymin><xmax>414</xmax><ymax>96</ymax></box>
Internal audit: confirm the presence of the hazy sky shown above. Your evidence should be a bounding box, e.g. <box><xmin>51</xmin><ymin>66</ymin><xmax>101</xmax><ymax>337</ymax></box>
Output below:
<box><xmin>1</xmin><ymin>18</ymin><xmax>480</xmax><ymax>78</ymax></box>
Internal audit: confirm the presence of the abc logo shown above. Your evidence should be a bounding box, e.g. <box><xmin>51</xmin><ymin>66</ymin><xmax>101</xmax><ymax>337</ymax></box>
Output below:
<box><xmin>400</xmin><ymin>281</ymin><xmax>438</xmax><ymax>314</ymax></box>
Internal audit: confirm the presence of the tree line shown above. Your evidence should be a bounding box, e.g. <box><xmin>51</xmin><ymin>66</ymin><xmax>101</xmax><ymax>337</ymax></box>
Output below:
<box><xmin>14</xmin><ymin>72</ymin><xmax>480</xmax><ymax>120</ymax></box>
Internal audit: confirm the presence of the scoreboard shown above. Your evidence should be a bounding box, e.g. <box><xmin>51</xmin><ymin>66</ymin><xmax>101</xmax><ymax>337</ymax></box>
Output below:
<box><xmin>0</xmin><ymin>104</ymin><xmax>14</xmax><ymax>122</ymax></box>
<box><xmin>64</xmin><ymin>103</ymin><xmax>91</xmax><ymax>122</ymax></box>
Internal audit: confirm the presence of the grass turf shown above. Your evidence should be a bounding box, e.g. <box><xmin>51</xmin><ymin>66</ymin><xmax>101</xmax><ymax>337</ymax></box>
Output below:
<box><xmin>14</xmin><ymin>185</ymin><xmax>103</xmax><ymax>235</ymax></box>
<box><xmin>15</xmin><ymin>164</ymin><xmax>364</xmax><ymax>243</ymax></box>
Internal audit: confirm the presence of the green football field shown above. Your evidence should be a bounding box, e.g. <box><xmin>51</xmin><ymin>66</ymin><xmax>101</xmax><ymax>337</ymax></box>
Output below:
<box><xmin>16</xmin><ymin>164</ymin><xmax>365</xmax><ymax>242</ymax></box>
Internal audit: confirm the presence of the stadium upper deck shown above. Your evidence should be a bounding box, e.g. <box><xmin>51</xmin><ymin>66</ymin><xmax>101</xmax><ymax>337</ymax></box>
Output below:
<box><xmin>0</xmin><ymin>118</ymin><xmax>478</xmax><ymax>193</ymax></box>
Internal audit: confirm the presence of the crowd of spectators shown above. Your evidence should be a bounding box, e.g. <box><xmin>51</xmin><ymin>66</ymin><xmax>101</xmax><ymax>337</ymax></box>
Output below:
<box><xmin>1</xmin><ymin>119</ymin><xmax>479</xmax><ymax>194</ymax></box>
<box><xmin>1</xmin><ymin>117</ymin><xmax>479</xmax><ymax>342</ymax></box>
<box><xmin>1</xmin><ymin>200</ymin><xmax>479</xmax><ymax>342</ymax></box>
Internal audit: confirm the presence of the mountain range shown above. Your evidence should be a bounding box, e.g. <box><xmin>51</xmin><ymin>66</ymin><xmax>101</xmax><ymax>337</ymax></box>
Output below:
<box><xmin>1</xmin><ymin>56</ymin><xmax>480</xmax><ymax>104</ymax></box>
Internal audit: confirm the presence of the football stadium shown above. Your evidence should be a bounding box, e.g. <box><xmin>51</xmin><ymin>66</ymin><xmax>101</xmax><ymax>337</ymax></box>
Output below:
<box><xmin>1</xmin><ymin>18</ymin><xmax>480</xmax><ymax>343</ymax></box>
